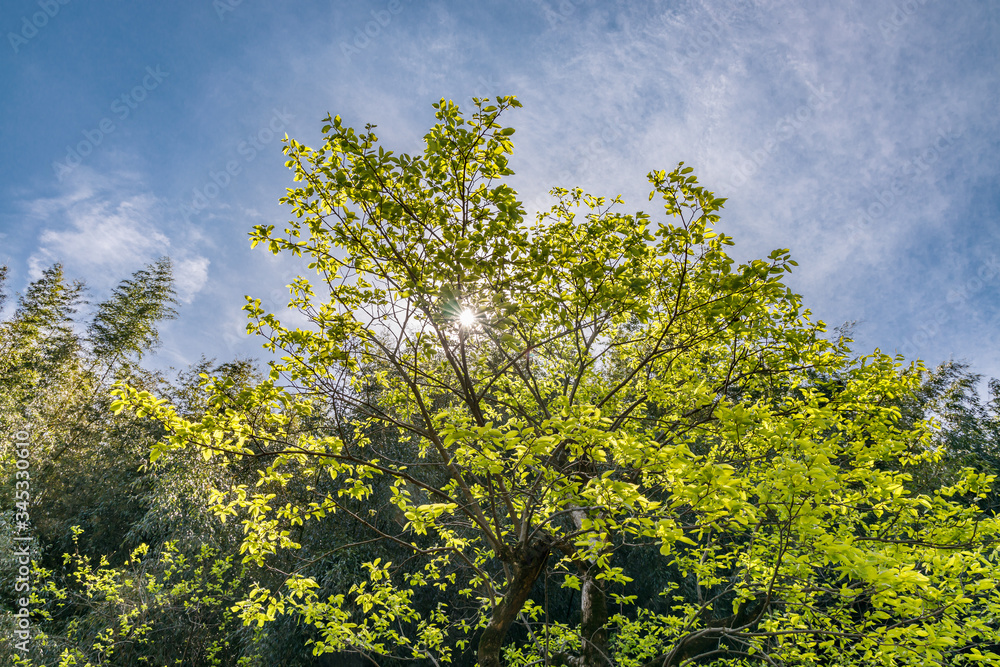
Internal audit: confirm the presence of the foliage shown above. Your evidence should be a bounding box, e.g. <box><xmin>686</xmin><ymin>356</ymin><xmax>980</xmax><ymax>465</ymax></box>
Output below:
<box><xmin>7</xmin><ymin>528</ymin><xmax>256</xmax><ymax>667</ymax></box>
<box><xmin>897</xmin><ymin>361</ymin><xmax>1000</xmax><ymax>507</ymax></box>
<box><xmin>116</xmin><ymin>98</ymin><xmax>1000</xmax><ymax>667</ymax></box>
<box><xmin>87</xmin><ymin>256</ymin><xmax>177</xmax><ymax>362</ymax></box>
<box><xmin>0</xmin><ymin>260</ymin><xmax>175</xmax><ymax>558</ymax></box>
<box><xmin>0</xmin><ymin>260</ymin><xmax>273</xmax><ymax>666</ymax></box>
<box><xmin>0</xmin><ymin>264</ymin><xmax>85</xmax><ymax>416</ymax></box>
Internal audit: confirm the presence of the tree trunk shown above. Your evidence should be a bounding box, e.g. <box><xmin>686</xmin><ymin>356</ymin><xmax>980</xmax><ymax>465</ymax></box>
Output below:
<box><xmin>579</xmin><ymin>568</ymin><xmax>609</xmax><ymax>667</ymax></box>
<box><xmin>477</xmin><ymin>546</ymin><xmax>550</xmax><ymax>667</ymax></box>
<box><xmin>547</xmin><ymin>568</ymin><xmax>609</xmax><ymax>667</ymax></box>
<box><xmin>570</xmin><ymin>507</ymin><xmax>610</xmax><ymax>667</ymax></box>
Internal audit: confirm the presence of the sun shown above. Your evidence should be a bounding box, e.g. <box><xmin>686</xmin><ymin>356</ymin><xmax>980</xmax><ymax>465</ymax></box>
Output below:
<box><xmin>458</xmin><ymin>308</ymin><xmax>476</xmax><ymax>328</ymax></box>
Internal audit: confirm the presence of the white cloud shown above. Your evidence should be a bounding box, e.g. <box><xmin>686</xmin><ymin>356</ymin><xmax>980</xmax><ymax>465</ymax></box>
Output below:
<box><xmin>173</xmin><ymin>255</ymin><xmax>211</xmax><ymax>303</ymax></box>
<box><xmin>29</xmin><ymin>194</ymin><xmax>169</xmax><ymax>278</ymax></box>
<box><xmin>23</xmin><ymin>169</ymin><xmax>209</xmax><ymax>303</ymax></box>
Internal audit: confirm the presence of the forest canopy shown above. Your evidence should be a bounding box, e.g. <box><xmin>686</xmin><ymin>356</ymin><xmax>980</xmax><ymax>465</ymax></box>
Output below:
<box><xmin>3</xmin><ymin>98</ymin><xmax>1000</xmax><ymax>666</ymax></box>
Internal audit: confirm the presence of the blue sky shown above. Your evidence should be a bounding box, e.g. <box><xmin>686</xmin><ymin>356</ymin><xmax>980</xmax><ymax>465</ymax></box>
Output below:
<box><xmin>1</xmin><ymin>0</ymin><xmax>998</xmax><ymax>381</ymax></box>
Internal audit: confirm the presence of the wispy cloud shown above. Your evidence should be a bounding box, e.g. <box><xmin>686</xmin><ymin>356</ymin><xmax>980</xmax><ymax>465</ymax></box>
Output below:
<box><xmin>486</xmin><ymin>1</ymin><xmax>995</xmax><ymax>350</ymax></box>
<box><xmin>23</xmin><ymin>169</ymin><xmax>209</xmax><ymax>303</ymax></box>
<box><xmin>3</xmin><ymin>0</ymin><xmax>995</xmax><ymax>378</ymax></box>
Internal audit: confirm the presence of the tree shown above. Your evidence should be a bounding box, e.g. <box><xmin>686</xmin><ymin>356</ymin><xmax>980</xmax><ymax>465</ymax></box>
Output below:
<box><xmin>118</xmin><ymin>97</ymin><xmax>1000</xmax><ymax>666</ymax></box>
<box><xmin>87</xmin><ymin>256</ymin><xmax>177</xmax><ymax>363</ymax></box>
<box><xmin>0</xmin><ymin>259</ymin><xmax>247</xmax><ymax>666</ymax></box>
<box><xmin>896</xmin><ymin>360</ymin><xmax>1000</xmax><ymax>508</ymax></box>
<box><xmin>0</xmin><ymin>260</ymin><xmax>179</xmax><ymax>557</ymax></box>
<box><xmin>3</xmin><ymin>260</ymin><xmax>346</xmax><ymax>665</ymax></box>
<box><xmin>0</xmin><ymin>265</ymin><xmax>9</xmax><ymax>312</ymax></box>
<box><xmin>0</xmin><ymin>264</ymin><xmax>85</xmax><ymax>413</ymax></box>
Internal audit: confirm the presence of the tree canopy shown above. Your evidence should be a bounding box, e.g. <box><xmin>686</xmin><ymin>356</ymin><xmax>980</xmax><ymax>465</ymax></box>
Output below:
<box><xmin>108</xmin><ymin>98</ymin><xmax>1000</xmax><ymax>667</ymax></box>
